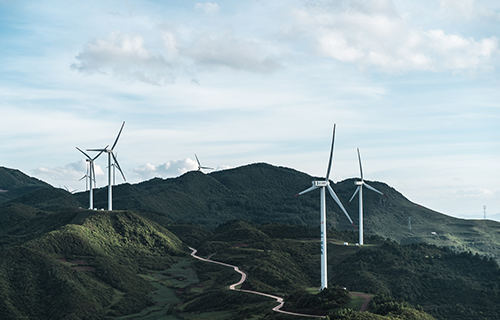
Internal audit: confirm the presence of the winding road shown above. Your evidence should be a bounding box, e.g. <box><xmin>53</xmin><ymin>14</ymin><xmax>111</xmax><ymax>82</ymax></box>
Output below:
<box><xmin>189</xmin><ymin>247</ymin><xmax>326</xmax><ymax>318</ymax></box>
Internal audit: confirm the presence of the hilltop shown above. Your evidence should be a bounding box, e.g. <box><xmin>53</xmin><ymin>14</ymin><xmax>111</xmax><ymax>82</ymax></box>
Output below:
<box><xmin>0</xmin><ymin>166</ymin><xmax>52</xmax><ymax>203</ymax></box>
<box><xmin>0</xmin><ymin>210</ymin><xmax>184</xmax><ymax>319</ymax></box>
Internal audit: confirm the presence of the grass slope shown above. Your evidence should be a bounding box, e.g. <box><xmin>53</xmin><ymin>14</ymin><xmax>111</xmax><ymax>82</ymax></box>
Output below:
<box><xmin>0</xmin><ymin>210</ymin><xmax>184</xmax><ymax>319</ymax></box>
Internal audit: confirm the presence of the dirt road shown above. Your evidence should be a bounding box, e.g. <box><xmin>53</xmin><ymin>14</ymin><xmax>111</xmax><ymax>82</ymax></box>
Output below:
<box><xmin>189</xmin><ymin>247</ymin><xmax>325</xmax><ymax>318</ymax></box>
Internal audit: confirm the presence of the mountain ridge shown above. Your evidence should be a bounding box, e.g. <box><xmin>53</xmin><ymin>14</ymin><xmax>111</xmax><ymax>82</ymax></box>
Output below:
<box><xmin>1</xmin><ymin>162</ymin><xmax>498</xmax><ymax>262</ymax></box>
<box><xmin>69</xmin><ymin>162</ymin><xmax>500</xmax><ymax>263</ymax></box>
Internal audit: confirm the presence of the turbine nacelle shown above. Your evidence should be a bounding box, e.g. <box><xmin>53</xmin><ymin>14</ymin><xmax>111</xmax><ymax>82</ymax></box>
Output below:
<box><xmin>354</xmin><ymin>180</ymin><xmax>363</xmax><ymax>186</ymax></box>
<box><xmin>313</xmin><ymin>180</ymin><xmax>329</xmax><ymax>187</ymax></box>
<box><xmin>195</xmin><ymin>153</ymin><xmax>214</xmax><ymax>172</ymax></box>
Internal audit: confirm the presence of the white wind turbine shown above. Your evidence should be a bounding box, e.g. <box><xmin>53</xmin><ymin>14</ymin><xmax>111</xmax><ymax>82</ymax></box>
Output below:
<box><xmin>76</xmin><ymin>147</ymin><xmax>106</xmax><ymax>210</ymax></box>
<box><xmin>87</xmin><ymin>121</ymin><xmax>126</xmax><ymax>211</ymax></box>
<box><xmin>195</xmin><ymin>154</ymin><xmax>214</xmax><ymax>172</ymax></box>
<box><xmin>79</xmin><ymin>160</ymin><xmax>94</xmax><ymax>191</ymax></box>
<box><xmin>349</xmin><ymin>148</ymin><xmax>383</xmax><ymax>246</ymax></box>
<box><xmin>296</xmin><ymin>124</ymin><xmax>355</xmax><ymax>290</ymax></box>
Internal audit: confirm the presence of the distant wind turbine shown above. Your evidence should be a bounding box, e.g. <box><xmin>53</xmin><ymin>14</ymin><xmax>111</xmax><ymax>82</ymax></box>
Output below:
<box><xmin>349</xmin><ymin>148</ymin><xmax>383</xmax><ymax>246</ymax></box>
<box><xmin>63</xmin><ymin>185</ymin><xmax>77</xmax><ymax>194</ymax></box>
<box><xmin>76</xmin><ymin>146</ymin><xmax>106</xmax><ymax>209</ymax></box>
<box><xmin>296</xmin><ymin>124</ymin><xmax>355</xmax><ymax>290</ymax></box>
<box><xmin>195</xmin><ymin>154</ymin><xmax>214</xmax><ymax>172</ymax></box>
<box><xmin>87</xmin><ymin>121</ymin><xmax>126</xmax><ymax>211</ymax></box>
<box><xmin>79</xmin><ymin>160</ymin><xmax>94</xmax><ymax>191</ymax></box>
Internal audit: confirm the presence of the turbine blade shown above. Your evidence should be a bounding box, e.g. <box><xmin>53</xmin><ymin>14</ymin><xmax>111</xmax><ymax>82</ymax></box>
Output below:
<box><xmin>76</xmin><ymin>147</ymin><xmax>92</xmax><ymax>160</ymax></box>
<box><xmin>86</xmin><ymin>148</ymin><xmax>106</xmax><ymax>151</ymax></box>
<box><xmin>195</xmin><ymin>154</ymin><xmax>201</xmax><ymax>167</ymax></box>
<box><xmin>296</xmin><ymin>185</ymin><xmax>319</xmax><ymax>197</ymax></box>
<box><xmin>91</xmin><ymin>162</ymin><xmax>96</xmax><ymax>182</ymax></box>
<box><xmin>79</xmin><ymin>175</ymin><xmax>87</xmax><ymax>181</ymax></box>
<box><xmin>92</xmin><ymin>145</ymin><xmax>108</xmax><ymax>160</ymax></box>
<box><xmin>357</xmin><ymin>148</ymin><xmax>363</xmax><ymax>180</ymax></box>
<box><xmin>112</xmin><ymin>152</ymin><xmax>126</xmax><ymax>181</ymax></box>
<box><xmin>349</xmin><ymin>186</ymin><xmax>360</xmax><ymax>203</ymax></box>
<box><xmin>111</xmin><ymin>121</ymin><xmax>125</xmax><ymax>151</ymax></box>
<box><xmin>325</xmin><ymin>124</ymin><xmax>336</xmax><ymax>181</ymax></box>
<box><xmin>200</xmin><ymin>166</ymin><xmax>214</xmax><ymax>170</ymax></box>
<box><xmin>364</xmin><ymin>182</ymin><xmax>383</xmax><ymax>195</ymax></box>
<box><xmin>327</xmin><ymin>184</ymin><xmax>354</xmax><ymax>224</ymax></box>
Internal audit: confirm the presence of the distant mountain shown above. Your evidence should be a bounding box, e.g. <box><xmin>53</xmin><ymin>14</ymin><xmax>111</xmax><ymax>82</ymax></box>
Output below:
<box><xmin>0</xmin><ymin>166</ymin><xmax>53</xmax><ymax>203</ymax></box>
<box><xmin>487</xmin><ymin>213</ymin><xmax>500</xmax><ymax>222</ymax></box>
<box><xmin>75</xmin><ymin>163</ymin><xmax>500</xmax><ymax>263</ymax></box>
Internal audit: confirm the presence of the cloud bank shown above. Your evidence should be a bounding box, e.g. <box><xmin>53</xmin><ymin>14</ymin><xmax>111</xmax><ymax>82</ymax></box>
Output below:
<box><xmin>72</xmin><ymin>33</ymin><xmax>175</xmax><ymax>85</ymax></box>
<box><xmin>70</xmin><ymin>0</ymin><xmax>499</xmax><ymax>85</ymax></box>
<box><xmin>294</xmin><ymin>1</ymin><xmax>499</xmax><ymax>71</ymax></box>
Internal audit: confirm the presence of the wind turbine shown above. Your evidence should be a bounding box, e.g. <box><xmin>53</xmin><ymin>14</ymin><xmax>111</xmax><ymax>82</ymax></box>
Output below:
<box><xmin>63</xmin><ymin>185</ymin><xmax>77</xmax><ymax>194</ymax></box>
<box><xmin>349</xmin><ymin>148</ymin><xmax>383</xmax><ymax>246</ymax></box>
<box><xmin>296</xmin><ymin>124</ymin><xmax>355</xmax><ymax>290</ymax></box>
<box><xmin>195</xmin><ymin>154</ymin><xmax>214</xmax><ymax>172</ymax></box>
<box><xmin>79</xmin><ymin>160</ymin><xmax>94</xmax><ymax>191</ymax></box>
<box><xmin>87</xmin><ymin>121</ymin><xmax>126</xmax><ymax>211</ymax></box>
<box><xmin>76</xmin><ymin>147</ymin><xmax>106</xmax><ymax>210</ymax></box>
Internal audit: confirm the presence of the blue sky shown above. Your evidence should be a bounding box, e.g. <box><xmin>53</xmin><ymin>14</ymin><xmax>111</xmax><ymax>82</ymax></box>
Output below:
<box><xmin>0</xmin><ymin>0</ymin><xmax>499</xmax><ymax>220</ymax></box>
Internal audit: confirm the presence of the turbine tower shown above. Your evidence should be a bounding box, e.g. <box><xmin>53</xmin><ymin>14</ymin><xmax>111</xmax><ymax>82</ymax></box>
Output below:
<box><xmin>108</xmin><ymin>152</ymin><xmax>119</xmax><ymax>185</ymax></box>
<box><xmin>349</xmin><ymin>148</ymin><xmax>383</xmax><ymax>246</ymax></box>
<box><xmin>76</xmin><ymin>147</ymin><xmax>106</xmax><ymax>210</ymax></box>
<box><xmin>88</xmin><ymin>121</ymin><xmax>126</xmax><ymax>211</ymax></box>
<box><xmin>195</xmin><ymin>154</ymin><xmax>214</xmax><ymax>172</ymax></box>
<box><xmin>296</xmin><ymin>124</ymin><xmax>354</xmax><ymax>290</ymax></box>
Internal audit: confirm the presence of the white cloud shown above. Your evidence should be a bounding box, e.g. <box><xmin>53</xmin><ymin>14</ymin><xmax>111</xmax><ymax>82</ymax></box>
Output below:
<box><xmin>72</xmin><ymin>28</ymin><xmax>280</xmax><ymax>85</ymax></box>
<box><xmin>182</xmin><ymin>33</ymin><xmax>281</xmax><ymax>73</ymax></box>
<box><xmin>32</xmin><ymin>160</ymin><xmax>105</xmax><ymax>190</ymax></box>
<box><xmin>195</xmin><ymin>2</ymin><xmax>220</xmax><ymax>14</ymax></box>
<box><xmin>133</xmin><ymin>158</ymin><xmax>198</xmax><ymax>180</ymax></box>
<box><xmin>294</xmin><ymin>3</ymin><xmax>499</xmax><ymax>72</ymax></box>
<box><xmin>440</xmin><ymin>0</ymin><xmax>476</xmax><ymax>18</ymax></box>
<box><xmin>437</xmin><ymin>0</ymin><xmax>500</xmax><ymax>20</ymax></box>
<box><xmin>72</xmin><ymin>32</ymin><xmax>175</xmax><ymax>85</ymax></box>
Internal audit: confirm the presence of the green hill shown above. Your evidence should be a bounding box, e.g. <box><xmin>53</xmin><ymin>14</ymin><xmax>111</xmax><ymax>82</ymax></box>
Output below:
<box><xmin>73</xmin><ymin>163</ymin><xmax>500</xmax><ymax>263</ymax></box>
<box><xmin>0</xmin><ymin>210</ymin><xmax>184</xmax><ymax>319</ymax></box>
<box><xmin>0</xmin><ymin>166</ymin><xmax>52</xmax><ymax>204</ymax></box>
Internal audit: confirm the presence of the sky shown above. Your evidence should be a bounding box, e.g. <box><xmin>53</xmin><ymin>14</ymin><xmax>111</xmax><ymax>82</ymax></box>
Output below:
<box><xmin>0</xmin><ymin>0</ymin><xmax>499</xmax><ymax>220</ymax></box>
